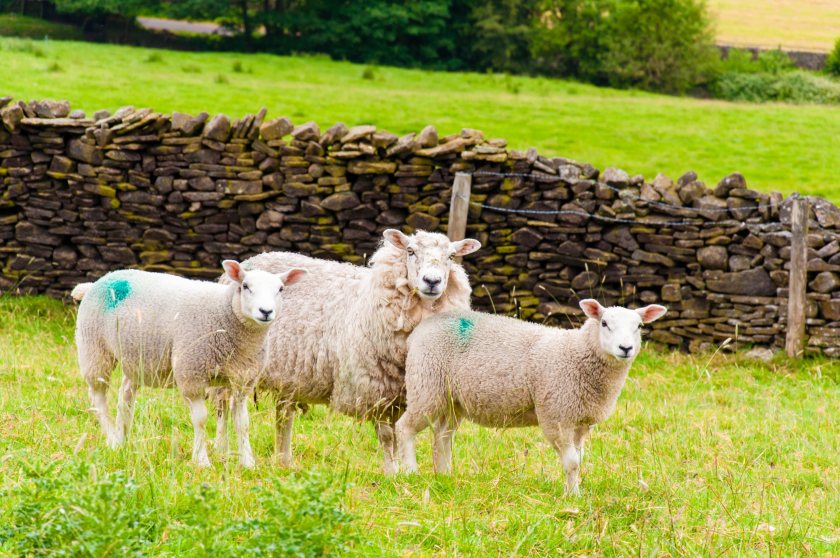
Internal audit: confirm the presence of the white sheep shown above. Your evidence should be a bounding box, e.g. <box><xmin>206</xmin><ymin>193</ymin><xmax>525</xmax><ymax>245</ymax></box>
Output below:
<box><xmin>72</xmin><ymin>261</ymin><xmax>305</xmax><ymax>467</ymax></box>
<box><xmin>214</xmin><ymin>229</ymin><xmax>481</xmax><ymax>473</ymax></box>
<box><xmin>395</xmin><ymin>299</ymin><xmax>667</xmax><ymax>494</ymax></box>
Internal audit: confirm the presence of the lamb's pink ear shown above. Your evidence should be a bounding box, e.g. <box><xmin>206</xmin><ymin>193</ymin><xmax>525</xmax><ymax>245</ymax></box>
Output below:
<box><xmin>383</xmin><ymin>229</ymin><xmax>411</xmax><ymax>250</ymax></box>
<box><xmin>637</xmin><ymin>304</ymin><xmax>667</xmax><ymax>323</ymax></box>
<box><xmin>279</xmin><ymin>268</ymin><xmax>306</xmax><ymax>286</ymax></box>
<box><xmin>222</xmin><ymin>260</ymin><xmax>244</xmax><ymax>283</ymax></box>
<box><xmin>451</xmin><ymin>238</ymin><xmax>481</xmax><ymax>257</ymax></box>
<box><xmin>579</xmin><ymin>299</ymin><xmax>604</xmax><ymax>320</ymax></box>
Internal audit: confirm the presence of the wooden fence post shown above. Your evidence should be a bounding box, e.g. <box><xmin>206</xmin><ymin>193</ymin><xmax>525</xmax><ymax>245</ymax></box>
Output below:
<box><xmin>448</xmin><ymin>173</ymin><xmax>472</xmax><ymax>261</ymax></box>
<box><xmin>785</xmin><ymin>194</ymin><xmax>809</xmax><ymax>358</ymax></box>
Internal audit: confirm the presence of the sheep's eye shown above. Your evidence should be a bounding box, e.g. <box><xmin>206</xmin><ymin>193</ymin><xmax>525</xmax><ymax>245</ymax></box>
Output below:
<box><xmin>243</xmin><ymin>284</ymin><xmax>250</xmax><ymax>292</ymax></box>
<box><xmin>601</xmin><ymin>320</ymin><xmax>608</xmax><ymax>328</ymax></box>
<box><xmin>407</xmin><ymin>248</ymin><xmax>415</xmax><ymax>257</ymax></box>
<box><xmin>448</xmin><ymin>254</ymin><xmax>456</xmax><ymax>260</ymax></box>
<box><xmin>638</xmin><ymin>323</ymin><xmax>643</xmax><ymax>330</ymax></box>
<box><xmin>278</xmin><ymin>286</ymin><xmax>284</xmax><ymax>293</ymax></box>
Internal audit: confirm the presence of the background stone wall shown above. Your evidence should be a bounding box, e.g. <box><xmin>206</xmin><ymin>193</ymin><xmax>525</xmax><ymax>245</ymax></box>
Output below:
<box><xmin>2</xmin><ymin>97</ymin><xmax>840</xmax><ymax>355</ymax></box>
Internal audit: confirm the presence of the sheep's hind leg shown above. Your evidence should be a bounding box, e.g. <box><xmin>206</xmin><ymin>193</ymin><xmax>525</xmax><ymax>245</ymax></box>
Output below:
<box><xmin>80</xmin><ymin>348</ymin><xmax>119</xmax><ymax>448</ymax></box>
<box><xmin>274</xmin><ymin>400</ymin><xmax>296</xmax><ymax>467</ymax></box>
<box><xmin>432</xmin><ymin>412</ymin><xmax>462</xmax><ymax>474</ymax></box>
<box><xmin>114</xmin><ymin>375</ymin><xmax>138</xmax><ymax>445</ymax></box>
<box><xmin>186</xmin><ymin>395</ymin><xmax>211</xmax><ymax>467</ymax></box>
<box><xmin>232</xmin><ymin>391</ymin><xmax>256</xmax><ymax>468</ymax></box>
<box><xmin>540</xmin><ymin>420</ymin><xmax>580</xmax><ymax>496</ymax></box>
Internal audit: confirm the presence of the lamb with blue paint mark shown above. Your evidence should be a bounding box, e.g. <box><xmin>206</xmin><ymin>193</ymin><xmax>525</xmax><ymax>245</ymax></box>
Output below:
<box><xmin>71</xmin><ymin>261</ymin><xmax>305</xmax><ymax>467</ymax></box>
<box><xmin>396</xmin><ymin>299</ymin><xmax>667</xmax><ymax>494</ymax></box>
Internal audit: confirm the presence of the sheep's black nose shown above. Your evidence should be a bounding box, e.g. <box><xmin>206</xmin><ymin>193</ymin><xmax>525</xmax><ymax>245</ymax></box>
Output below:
<box><xmin>423</xmin><ymin>276</ymin><xmax>442</xmax><ymax>288</ymax></box>
<box><xmin>619</xmin><ymin>345</ymin><xmax>632</xmax><ymax>355</ymax></box>
<box><xmin>259</xmin><ymin>308</ymin><xmax>273</xmax><ymax>319</ymax></box>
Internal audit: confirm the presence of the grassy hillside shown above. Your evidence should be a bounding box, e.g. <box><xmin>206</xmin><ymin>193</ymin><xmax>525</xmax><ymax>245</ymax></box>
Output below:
<box><xmin>709</xmin><ymin>0</ymin><xmax>840</xmax><ymax>52</ymax></box>
<box><xmin>0</xmin><ymin>295</ymin><xmax>838</xmax><ymax>555</ymax></box>
<box><xmin>1</xmin><ymin>37</ymin><xmax>838</xmax><ymax>202</ymax></box>
<box><xmin>0</xmin><ymin>14</ymin><xmax>83</xmax><ymax>41</ymax></box>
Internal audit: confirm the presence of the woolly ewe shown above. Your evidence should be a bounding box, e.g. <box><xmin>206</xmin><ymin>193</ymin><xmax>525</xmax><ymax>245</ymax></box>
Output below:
<box><xmin>396</xmin><ymin>299</ymin><xmax>667</xmax><ymax>494</ymax></box>
<box><xmin>215</xmin><ymin>229</ymin><xmax>481</xmax><ymax>473</ymax></box>
<box><xmin>72</xmin><ymin>261</ymin><xmax>305</xmax><ymax>467</ymax></box>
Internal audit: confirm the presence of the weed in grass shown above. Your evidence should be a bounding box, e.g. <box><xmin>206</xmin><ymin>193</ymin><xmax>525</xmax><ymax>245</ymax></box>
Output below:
<box><xmin>215</xmin><ymin>73</ymin><xmax>229</xmax><ymax>84</ymax></box>
<box><xmin>144</xmin><ymin>52</ymin><xmax>163</xmax><ymax>63</ymax></box>
<box><xmin>232</xmin><ymin>60</ymin><xmax>244</xmax><ymax>73</ymax></box>
<box><xmin>361</xmin><ymin>65</ymin><xmax>377</xmax><ymax>80</ymax></box>
<box><xmin>46</xmin><ymin>61</ymin><xmax>62</xmax><ymax>73</ymax></box>
<box><xmin>181</xmin><ymin>64</ymin><xmax>201</xmax><ymax>74</ymax></box>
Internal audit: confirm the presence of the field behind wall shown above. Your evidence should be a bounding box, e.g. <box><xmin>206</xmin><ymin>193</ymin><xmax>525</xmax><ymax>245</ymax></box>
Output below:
<box><xmin>0</xmin><ymin>296</ymin><xmax>838</xmax><ymax>555</ymax></box>
<box><xmin>1</xmin><ymin>37</ymin><xmax>839</xmax><ymax>202</ymax></box>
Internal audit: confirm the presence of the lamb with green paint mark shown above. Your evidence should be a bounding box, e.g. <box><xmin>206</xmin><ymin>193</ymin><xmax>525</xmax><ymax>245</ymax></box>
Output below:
<box><xmin>396</xmin><ymin>299</ymin><xmax>667</xmax><ymax>494</ymax></box>
<box><xmin>71</xmin><ymin>261</ymin><xmax>305</xmax><ymax>468</ymax></box>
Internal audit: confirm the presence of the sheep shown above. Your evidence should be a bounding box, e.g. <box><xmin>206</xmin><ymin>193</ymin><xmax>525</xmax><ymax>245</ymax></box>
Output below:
<box><xmin>72</xmin><ymin>261</ymin><xmax>306</xmax><ymax>468</ymax></box>
<box><xmin>395</xmin><ymin>299</ymin><xmax>667</xmax><ymax>494</ymax></box>
<box><xmin>213</xmin><ymin>229</ymin><xmax>481</xmax><ymax>473</ymax></box>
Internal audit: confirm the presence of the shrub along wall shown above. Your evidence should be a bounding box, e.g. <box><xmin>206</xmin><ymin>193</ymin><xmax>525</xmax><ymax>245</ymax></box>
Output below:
<box><xmin>2</xmin><ymin>97</ymin><xmax>840</xmax><ymax>356</ymax></box>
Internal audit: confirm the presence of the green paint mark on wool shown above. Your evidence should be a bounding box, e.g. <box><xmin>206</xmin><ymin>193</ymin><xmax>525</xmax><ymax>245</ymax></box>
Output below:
<box><xmin>99</xmin><ymin>277</ymin><xmax>132</xmax><ymax>311</ymax></box>
<box><xmin>456</xmin><ymin>317</ymin><xmax>474</xmax><ymax>344</ymax></box>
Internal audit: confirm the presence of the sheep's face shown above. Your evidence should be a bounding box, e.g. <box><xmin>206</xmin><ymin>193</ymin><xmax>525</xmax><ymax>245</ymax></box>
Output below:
<box><xmin>222</xmin><ymin>260</ymin><xmax>306</xmax><ymax>325</ymax></box>
<box><xmin>383</xmin><ymin>229</ymin><xmax>481</xmax><ymax>301</ymax></box>
<box><xmin>580</xmin><ymin>299</ymin><xmax>667</xmax><ymax>361</ymax></box>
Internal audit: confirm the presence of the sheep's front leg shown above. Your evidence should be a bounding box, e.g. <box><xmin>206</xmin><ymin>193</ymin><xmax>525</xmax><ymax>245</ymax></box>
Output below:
<box><xmin>232</xmin><ymin>391</ymin><xmax>256</xmax><ymax>469</ymax></box>
<box><xmin>274</xmin><ymin>400</ymin><xmax>296</xmax><ymax>467</ymax></box>
<box><xmin>432</xmin><ymin>413</ymin><xmax>462</xmax><ymax>474</ymax></box>
<box><xmin>115</xmin><ymin>376</ymin><xmax>137</xmax><ymax>445</ymax></box>
<box><xmin>186</xmin><ymin>395</ymin><xmax>211</xmax><ymax>467</ymax></box>
<box><xmin>395</xmin><ymin>411</ymin><xmax>433</xmax><ymax>474</ymax></box>
<box><xmin>540</xmin><ymin>420</ymin><xmax>580</xmax><ymax>496</ymax></box>
<box><xmin>374</xmin><ymin>420</ymin><xmax>398</xmax><ymax>475</ymax></box>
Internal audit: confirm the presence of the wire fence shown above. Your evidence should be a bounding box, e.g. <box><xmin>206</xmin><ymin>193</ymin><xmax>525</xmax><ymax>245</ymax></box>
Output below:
<box><xmin>465</xmin><ymin>170</ymin><xmax>781</xmax><ymax>228</ymax></box>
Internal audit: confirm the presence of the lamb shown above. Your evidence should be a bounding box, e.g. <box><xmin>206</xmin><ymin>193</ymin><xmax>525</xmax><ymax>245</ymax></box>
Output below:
<box><xmin>395</xmin><ymin>299</ymin><xmax>667</xmax><ymax>494</ymax></box>
<box><xmin>72</xmin><ymin>261</ymin><xmax>306</xmax><ymax>468</ymax></box>
<box><xmin>214</xmin><ymin>229</ymin><xmax>481</xmax><ymax>473</ymax></box>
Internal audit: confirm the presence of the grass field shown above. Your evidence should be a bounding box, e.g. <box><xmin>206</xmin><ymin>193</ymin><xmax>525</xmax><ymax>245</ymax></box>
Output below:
<box><xmin>709</xmin><ymin>0</ymin><xmax>840</xmax><ymax>52</ymax></box>
<box><xmin>1</xmin><ymin>37</ymin><xmax>839</xmax><ymax>202</ymax></box>
<box><xmin>1</xmin><ymin>295</ymin><xmax>838</xmax><ymax>555</ymax></box>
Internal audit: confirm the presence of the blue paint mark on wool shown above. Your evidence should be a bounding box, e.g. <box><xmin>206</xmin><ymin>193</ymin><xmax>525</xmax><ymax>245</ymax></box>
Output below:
<box><xmin>456</xmin><ymin>317</ymin><xmax>474</xmax><ymax>344</ymax></box>
<box><xmin>100</xmin><ymin>277</ymin><xmax>132</xmax><ymax>311</ymax></box>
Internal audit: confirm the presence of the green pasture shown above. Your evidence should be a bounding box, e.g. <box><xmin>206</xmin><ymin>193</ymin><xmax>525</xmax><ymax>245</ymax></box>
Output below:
<box><xmin>0</xmin><ymin>296</ymin><xmax>837</xmax><ymax>555</ymax></box>
<box><xmin>0</xmin><ymin>37</ymin><xmax>838</xmax><ymax>202</ymax></box>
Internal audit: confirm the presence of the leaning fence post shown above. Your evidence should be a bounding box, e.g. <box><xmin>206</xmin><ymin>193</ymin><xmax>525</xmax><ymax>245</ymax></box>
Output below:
<box><xmin>448</xmin><ymin>172</ymin><xmax>472</xmax><ymax>261</ymax></box>
<box><xmin>785</xmin><ymin>194</ymin><xmax>809</xmax><ymax>358</ymax></box>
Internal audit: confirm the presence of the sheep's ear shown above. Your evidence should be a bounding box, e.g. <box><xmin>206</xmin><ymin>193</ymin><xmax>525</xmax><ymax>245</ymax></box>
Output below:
<box><xmin>451</xmin><ymin>238</ymin><xmax>481</xmax><ymax>257</ymax></box>
<box><xmin>579</xmin><ymin>299</ymin><xmax>604</xmax><ymax>320</ymax></box>
<box><xmin>222</xmin><ymin>260</ymin><xmax>244</xmax><ymax>283</ymax></box>
<box><xmin>383</xmin><ymin>229</ymin><xmax>411</xmax><ymax>250</ymax></box>
<box><xmin>279</xmin><ymin>268</ymin><xmax>306</xmax><ymax>286</ymax></box>
<box><xmin>637</xmin><ymin>304</ymin><xmax>667</xmax><ymax>323</ymax></box>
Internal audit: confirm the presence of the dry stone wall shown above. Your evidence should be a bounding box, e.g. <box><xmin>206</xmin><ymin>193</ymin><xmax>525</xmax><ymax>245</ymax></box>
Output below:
<box><xmin>2</xmin><ymin>96</ymin><xmax>840</xmax><ymax>356</ymax></box>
